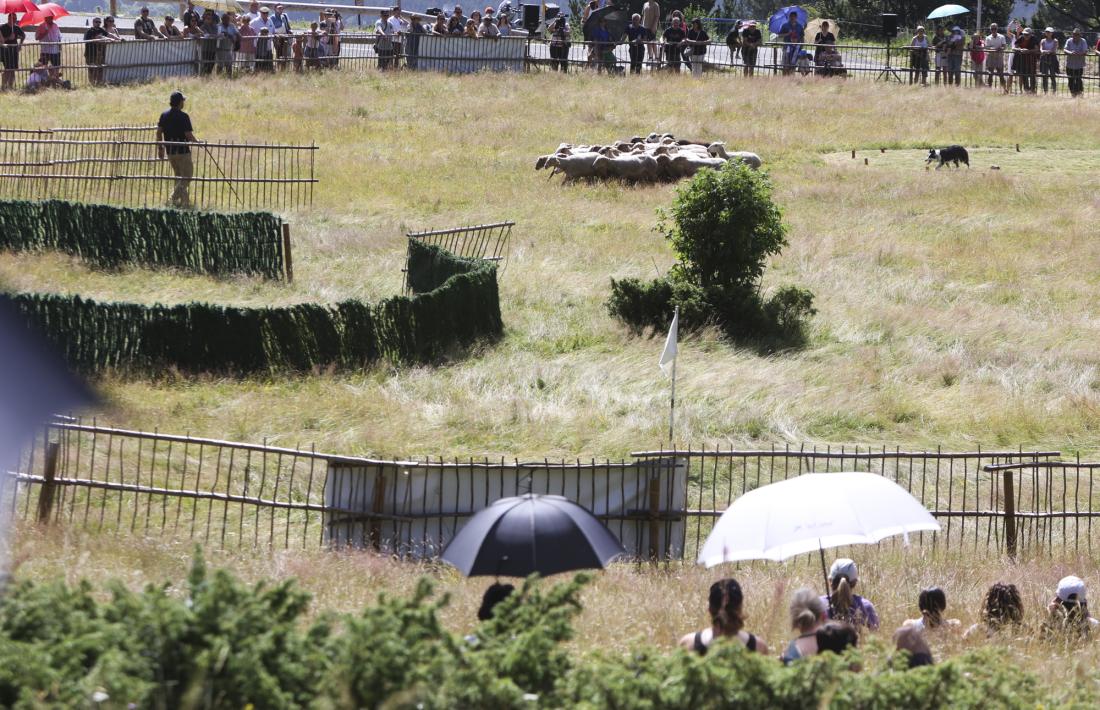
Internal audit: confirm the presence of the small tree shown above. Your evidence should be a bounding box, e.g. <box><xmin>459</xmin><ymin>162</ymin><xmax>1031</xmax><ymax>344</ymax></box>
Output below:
<box><xmin>608</xmin><ymin>161</ymin><xmax>814</xmax><ymax>350</ymax></box>
<box><xmin>662</xmin><ymin>162</ymin><xmax>787</xmax><ymax>293</ymax></box>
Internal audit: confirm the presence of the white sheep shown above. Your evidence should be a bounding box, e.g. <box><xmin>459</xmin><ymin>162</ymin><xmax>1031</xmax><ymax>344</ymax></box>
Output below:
<box><xmin>726</xmin><ymin>151</ymin><xmax>762</xmax><ymax>169</ymax></box>
<box><xmin>537</xmin><ymin>152</ymin><xmax>604</xmax><ymax>181</ymax></box>
<box><xmin>594</xmin><ymin>153</ymin><xmax>660</xmax><ymax>181</ymax></box>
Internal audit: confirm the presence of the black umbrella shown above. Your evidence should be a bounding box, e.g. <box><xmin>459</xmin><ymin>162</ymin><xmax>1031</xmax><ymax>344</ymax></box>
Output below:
<box><xmin>441</xmin><ymin>493</ymin><xmax>626</xmax><ymax>577</ymax></box>
<box><xmin>583</xmin><ymin>3</ymin><xmax>632</xmax><ymax>41</ymax></box>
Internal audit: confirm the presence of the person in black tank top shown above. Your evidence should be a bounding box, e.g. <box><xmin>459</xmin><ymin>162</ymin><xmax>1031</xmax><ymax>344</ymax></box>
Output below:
<box><xmin>679</xmin><ymin>578</ymin><xmax>769</xmax><ymax>656</ymax></box>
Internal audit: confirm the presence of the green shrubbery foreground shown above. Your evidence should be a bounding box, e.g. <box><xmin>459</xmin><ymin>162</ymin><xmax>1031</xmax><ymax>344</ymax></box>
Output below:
<box><xmin>608</xmin><ymin>162</ymin><xmax>815</xmax><ymax>351</ymax></box>
<box><xmin>0</xmin><ymin>551</ymin><xmax>1086</xmax><ymax>709</ymax></box>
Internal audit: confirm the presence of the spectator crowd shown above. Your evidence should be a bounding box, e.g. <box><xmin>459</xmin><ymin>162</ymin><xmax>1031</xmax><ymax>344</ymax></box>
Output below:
<box><xmin>5</xmin><ymin>1</ymin><xmax>1100</xmax><ymax>94</ymax></box>
<box><xmin>652</xmin><ymin>558</ymin><xmax>1100</xmax><ymax>667</ymax></box>
<box><xmin>907</xmin><ymin>22</ymin><xmax>1096</xmax><ymax>96</ymax></box>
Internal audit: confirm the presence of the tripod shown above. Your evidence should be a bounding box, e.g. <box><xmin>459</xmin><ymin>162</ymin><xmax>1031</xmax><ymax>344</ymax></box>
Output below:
<box><xmin>876</xmin><ymin>37</ymin><xmax>904</xmax><ymax>82</ymax></box>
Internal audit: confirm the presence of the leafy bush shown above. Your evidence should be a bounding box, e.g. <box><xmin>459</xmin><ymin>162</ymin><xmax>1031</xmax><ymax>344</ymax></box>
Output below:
<box><xmin>607</xmin><ymin>162</ymin><xmax>815</xmax><ymax>350</ymax></box>
<box><xmin>0</xmin><ymin>554</ymin><xmax>1082</xmax><ymax>708</ymax></box>
<box><xmin>660</xmin><ymin>161</ymin><xmax>787</xmax><ymax>292</ymax></box>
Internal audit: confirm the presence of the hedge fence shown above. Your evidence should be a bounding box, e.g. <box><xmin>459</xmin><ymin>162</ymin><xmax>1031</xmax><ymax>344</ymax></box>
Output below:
<box><xmin>2</xmin><ymin>240</ymin><xmax>502</xmax><ymax>374</ymax></box>
<box><xmin>0</xmin><ymin>199</ymin><xmax>286</xmax><ymax>280</ymax></box>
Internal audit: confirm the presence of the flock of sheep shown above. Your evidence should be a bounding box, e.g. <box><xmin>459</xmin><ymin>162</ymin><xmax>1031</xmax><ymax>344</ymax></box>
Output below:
<box><xmin>535</xmin><ymin>132</ymin><xmax>762</xmax><ymax>182</ymax></box>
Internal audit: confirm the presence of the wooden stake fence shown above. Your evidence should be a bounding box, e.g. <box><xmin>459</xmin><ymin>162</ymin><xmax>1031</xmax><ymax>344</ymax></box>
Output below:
<box><xmin>6</xmin><ymin>419</ymin><xmax>1094</xmax><ymax>559</ymax></box>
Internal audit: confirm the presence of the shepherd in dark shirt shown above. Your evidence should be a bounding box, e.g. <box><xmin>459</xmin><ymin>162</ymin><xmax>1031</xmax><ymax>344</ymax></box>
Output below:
<box><xmin>156</xmin><ymin>91</ymin><xmax>198</xmax><ymax>209</ymax></box>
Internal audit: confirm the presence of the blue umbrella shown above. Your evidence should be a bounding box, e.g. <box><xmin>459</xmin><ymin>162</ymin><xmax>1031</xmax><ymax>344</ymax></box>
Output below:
<box><xmin>927</xmin><ymin>4</ymin><xmax>969</xmax><ymax>19</ymax></box>
<box><xmin>768</xmin><ymin>5</ymin><xmax>807</xmax><ymax>35</ymax></box>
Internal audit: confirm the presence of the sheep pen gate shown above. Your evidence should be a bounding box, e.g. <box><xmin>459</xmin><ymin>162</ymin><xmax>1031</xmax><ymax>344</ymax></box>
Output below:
<box><xmin>403</xmin><ymin>221</ymin><xmax>513</xmax><ymax>293</ymax></box>
<box><xmin>0</xmin><ymin>125</ymin><xmax>317</xmax><ymax>211</ymax></box>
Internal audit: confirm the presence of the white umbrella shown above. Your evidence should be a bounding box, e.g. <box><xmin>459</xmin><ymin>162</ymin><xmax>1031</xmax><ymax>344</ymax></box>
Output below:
<box><xmin>927</xmin><ymin>4</ymin><xmax>969</xmax><ymax>20</ymax></box>
<box><xmin>697</xmin><ymin>472</ymin><xmax>940</xmax><ymax>597</ymax></box>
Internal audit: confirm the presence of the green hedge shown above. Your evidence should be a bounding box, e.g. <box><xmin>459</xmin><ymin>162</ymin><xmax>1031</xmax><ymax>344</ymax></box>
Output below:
<box><xmin>0</xmin><ymin>552</ymin><xmax>1084</xmax><ymax>708</ymax></box>
<box><xmin>0</xmin><ymin>241</ymin><xmax>501</xmax><ymax>374</ymax></box>
<box><xmin>0</xmin><ymin>199</ymin><xmax>285</xmax><ymax>280</ymax></box>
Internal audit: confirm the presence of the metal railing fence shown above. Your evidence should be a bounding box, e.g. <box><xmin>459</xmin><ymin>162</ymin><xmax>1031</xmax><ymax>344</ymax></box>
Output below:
<box><xmin>3</xmin><ymin>36</ymin><xmax>1100</xmax><ymax>96</ymax></box>
<box><xmin>0</xmin><ymin>127</ymin><xmax>316</xmax><ymax>210</ymax></box>
<box><xmin>403</xmin><ymin>221</ymin><xmax>513</xmax><ymax>292</ymax></box>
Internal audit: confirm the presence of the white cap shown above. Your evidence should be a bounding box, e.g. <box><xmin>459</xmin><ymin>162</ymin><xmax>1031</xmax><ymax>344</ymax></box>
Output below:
<box><xmin>830</xmin><ymin>558</ymin><xmax>858</xmax><ymax>583</ymax></box>
<box><xmin>1057</xmin><ymin>575</ymin><xmax>1087</xmax><ymax>603</ymax></box>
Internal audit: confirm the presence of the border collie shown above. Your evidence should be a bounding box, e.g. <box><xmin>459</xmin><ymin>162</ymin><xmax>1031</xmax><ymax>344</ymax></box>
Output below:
<box><xmin>926</xmin><ymin>146</ymin><xmax>969</xmax><ymax>169</ymax></box>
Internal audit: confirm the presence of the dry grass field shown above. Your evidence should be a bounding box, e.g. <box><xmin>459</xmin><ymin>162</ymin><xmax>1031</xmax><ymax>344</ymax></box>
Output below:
<box><xmin>3</xmin><ymin>72</ymin><xmax>1100</xmax><ymax>458</ymax></box>
<box><xmin>4</xmin><ymin>70</ymin><xmax>1100</xmax><ymax>696</ymax></box>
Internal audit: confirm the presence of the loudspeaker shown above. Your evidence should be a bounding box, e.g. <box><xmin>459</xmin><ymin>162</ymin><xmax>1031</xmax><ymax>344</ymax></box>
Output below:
<box><xmin>881</xmin><ymin>13</ymin><xmax>898</xmax><ymax>37</ymax></box>
<box><xmin>523</xmin><ymin>4</ymin><xmax>540</xmax><ymax>32</ymax></box>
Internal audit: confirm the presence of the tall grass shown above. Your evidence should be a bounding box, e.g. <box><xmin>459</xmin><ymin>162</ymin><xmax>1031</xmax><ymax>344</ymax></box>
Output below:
<box><xmin>13</xmin><ymin>524</ymin><xmax>1100</xmax><ymax>689</ymax></box>
<box><xmin>2</xmin><ymin>72</ymin><xmax>1100</xmax><ymax>459</ymax></box>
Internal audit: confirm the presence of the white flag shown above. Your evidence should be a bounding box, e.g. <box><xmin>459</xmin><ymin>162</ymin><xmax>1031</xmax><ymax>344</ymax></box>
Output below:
<box><xmin>658</xmin><ymin>308</ymin><xmax>678</xmax><ymax>376</ymax></box>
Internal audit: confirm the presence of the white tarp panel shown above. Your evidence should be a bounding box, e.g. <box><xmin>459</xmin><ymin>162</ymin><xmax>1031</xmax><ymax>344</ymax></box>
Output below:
<box><xmin>104</xmin><ymin>41</ymin><xmax>197</xmax><ymax>85</ymax></box>
<box><xmin>324</xmin><ymin>457</ymin><xmax>687</xmax><ymax>559</ymax></box>
<box><xmin>414</xmin><ymin>35</ymin><xmax>526</xmax><ymax>74</ymax></box>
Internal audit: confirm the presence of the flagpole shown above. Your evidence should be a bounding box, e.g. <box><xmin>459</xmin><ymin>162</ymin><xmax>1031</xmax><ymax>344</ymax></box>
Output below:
<box><xmin>668</xmin><ymin>352</ymin><xmax>677</xmax><ymax>446</ymax></box>
<box><xmin>668</xmin><ymin>305</ymin><xmax>678</xmax><ymax>447</ymax></box>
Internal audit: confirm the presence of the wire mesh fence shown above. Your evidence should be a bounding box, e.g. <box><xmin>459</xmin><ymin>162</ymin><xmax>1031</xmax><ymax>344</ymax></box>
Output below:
<box><xmin>0</xmin><ymin>127</ymin><xmax>316</xmax><ymax>211</ymax></box>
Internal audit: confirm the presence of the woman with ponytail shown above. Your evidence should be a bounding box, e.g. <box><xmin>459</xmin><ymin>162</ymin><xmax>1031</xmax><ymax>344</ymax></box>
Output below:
<box><xmin>904</xmin><ymin>587</ymin><xmax>960</xmax><ymax>631</ymax></box>
<box><xmin>679</xmin><ymin>578</ymin><xmax>770</xmax><ymax>656</ymax></box>
<box><xmin>819</xmin><ymin>559</ymin><xmax>879</xmax><ymax>630</ymax></box>
<box><xmin>781</xmin><ymin>588</ymin><xmax>827</xmax><ymax>663</ymax></box>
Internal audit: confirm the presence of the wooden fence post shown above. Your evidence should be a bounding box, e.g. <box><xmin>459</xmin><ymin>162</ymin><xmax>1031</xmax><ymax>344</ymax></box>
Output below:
<box><xmin>647</xmin><ymin>467</ymin><xmax>661</xmax><ymax>561</ymax></box>
<box><xmin>282</xmin><ymin>222</ymin><xmax>293</xmax><ymax>283</ymax></box>
<box><xmin>1003</xmin><ymin>469</ymin><xmax>1016</xmax><ymax>560</ymax></box>
<box><xmin>109</xmin><ymin>0</ymin><xmax>117</xmax><ymax>18</ymax></box>
<box><xmin>36</xmin><ymin>442</ymin><xmax>60</xmax><ymax>524</ymax></box>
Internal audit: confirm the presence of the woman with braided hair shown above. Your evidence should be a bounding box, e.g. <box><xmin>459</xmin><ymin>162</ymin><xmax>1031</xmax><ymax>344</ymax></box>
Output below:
<box><xmin>679</xmin><ymin>578</ymin><xmax>769</xmax><ymax>656</ymax></box>
<box><xmin>964</xmin><ymin>582</ymin><xmax>1024</xmax><ymax>639</ymax></box>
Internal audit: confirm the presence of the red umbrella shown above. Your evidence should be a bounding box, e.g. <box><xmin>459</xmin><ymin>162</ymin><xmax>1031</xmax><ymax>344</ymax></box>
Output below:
<box><xmin>0</xmin><ymin>0</ymin><xmax>37</xmax><ymax>14</ymax></box>
<box><xmin>19</xmin><ymin>2</ymin><xmax>66</xmax><ymax>26</ymax></box>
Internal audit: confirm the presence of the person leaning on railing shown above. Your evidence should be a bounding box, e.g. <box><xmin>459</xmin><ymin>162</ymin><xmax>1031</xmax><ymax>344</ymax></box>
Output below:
<box><xmin>237</xmin><ymin>15</ymin><xmax>257</xmax><ymax>71</ymax></box>
<box><xmin>0</xmin><ymin>12</ymin><xmax>26</xmax><ymax>92</ymax></box>
<box><xmin>1039</xmin><ymin>27</ymin><xmax>1059</xmax><ymax>93</ymax></box>
<box><xmin>216</xmin><ymin>13</ymin><xmax>239</xmax><ymax>75</ymax></box>
<box><xmin>662</xmin><ymin>15</ymin><xmax>686</xmax><ymax>73</ymax></box>
<box><xmin>135</xmin><ymin>7</ymin><xmax>166</xmax><ymax>40</ymax></box>
<box><xmin>983</xmin><ymin>23</ymin><xmax>1006</xmax><ymax>89</ymax></box>
<box><xmin>271</xmin><ymin>4</ymin><xmax>292</xmax><ymax>70</ymax></box>
<box><xmin>83</xmin><ymin>17</ymin><xmax>114</xmax><ymax>86</ymax></box>
<box><xmin>375</xmin><ymin>8</ymin><xmax>396</xmax><ymax>69</ymax></box>
<box><xmin>908</xmin><ymin>25</ymin><xmax>929</xmax><ymax>85</ymax></box>
<box><xmin>161</xmin><ymin>16</ymin><xmax>182</xmax><ymax>38</ymax></box>
<box><xmin>35</xmin><ymin>13</ymin><xmax>62</xmax><ymax>79</ymax></box>
<box><xmin>740</xmin><ymin>20</ymin><xmax>760</xmax><ymax>76</ymax></box>
<box><xmin>1064</xmin><ymin>27</ymin><xmax>1089</xmax><ymax>97</ymax></box>
<box><xmin>626</xmin><ymin>13</ymin><xmax>646</xmax><ymax>74</ymax></box>
<box><xmin>684</xmin><ymin>18</ymin><xmax>708</xmax><ymax>77</ymax></box>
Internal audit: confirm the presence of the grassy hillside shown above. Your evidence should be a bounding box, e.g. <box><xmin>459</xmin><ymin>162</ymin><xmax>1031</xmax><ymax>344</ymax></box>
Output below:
<box><xmin>2</xmin><ymin>72</ymin><xmax>1100</xmax><ymax>458</ymax></box>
